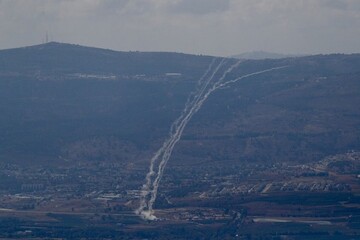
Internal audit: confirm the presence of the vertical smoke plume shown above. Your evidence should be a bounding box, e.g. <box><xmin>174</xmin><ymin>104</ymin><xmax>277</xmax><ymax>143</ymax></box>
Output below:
<box><xmin>136</xmin><ymin>58</ymin><xmax>288</xmax><ymax>220</ymax></box>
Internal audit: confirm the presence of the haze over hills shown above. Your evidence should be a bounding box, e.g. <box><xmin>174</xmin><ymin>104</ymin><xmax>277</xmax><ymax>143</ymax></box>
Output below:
<box><xmin>0</xmin><ymin>42</ymin><xmax>360</xmax><ymax>238</ymax></box>
<box><xmin>2</xmin><ymin>0</ymin><xmax>360</xmax><ymax>237</ymax></box>
<box><xmin>0</xmin><ymin>42</ymin><xmax>359</xmax><ymax>166</ymax></box>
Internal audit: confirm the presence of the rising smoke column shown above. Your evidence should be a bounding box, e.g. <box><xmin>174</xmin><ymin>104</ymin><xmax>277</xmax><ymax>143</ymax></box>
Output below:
<box><xmin>136</xmin><ymin>57</ymin><xmax>225</xmax><ymax>219</ymax></box>
<box><xmin>145</xmin><ymin>59</ymin><xmax>243</xmax><ymax>214</ymax></box>
<box><xmin>137</xmin><ymin>58</ymin><xmax>288</xmax><ymax>220</ymax></box>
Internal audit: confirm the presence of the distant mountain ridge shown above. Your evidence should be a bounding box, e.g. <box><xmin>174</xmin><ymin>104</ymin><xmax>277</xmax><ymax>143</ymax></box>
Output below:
<box><xmin>232</xmin><ymin>51</ymin><xmax>303</xmax><ymax>60</ymax></box>
<box><xmin>0</xmin><ymin>42</ymin><xmax>212</xmax><ymax>77</ymax></box>
<box><xmin>0</xmin><ymin>42</ymin><xmax>359</xmax><ymax>166</ymax></box>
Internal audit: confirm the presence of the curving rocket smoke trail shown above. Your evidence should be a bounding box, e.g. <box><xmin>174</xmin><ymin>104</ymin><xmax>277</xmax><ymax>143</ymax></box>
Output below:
<box><xmin>136</xmin><ymin>57</ymin><xmax>223</xmax><ymax>219</ymax></box>
<box><xmin>136</xmin><ymin>57</ymin><xmax>226</xmax><ymax>219</ymax></box>
<box><xmin>136</xmin><ymin>58</ymin><xmax>288</xmax><ymax>220</ymax></box>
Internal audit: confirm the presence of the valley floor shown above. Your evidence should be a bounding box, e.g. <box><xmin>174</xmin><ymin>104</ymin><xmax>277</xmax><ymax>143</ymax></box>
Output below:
<box><xmin>0</xmin><ymin>152</ymin><xmax>359</xmax><ymax>239</ymax></box>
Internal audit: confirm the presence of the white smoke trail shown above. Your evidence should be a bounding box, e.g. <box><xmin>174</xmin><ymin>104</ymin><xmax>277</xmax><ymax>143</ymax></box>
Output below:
<box><xmin>136</xmin><ymin>57</ymin><xmax>223</xmax><ymax>217</ymax></box>
<box><xmin>146</xmin><ymin>60</ymin><xmax>241</xmax><ymax>213</ymax></box>
<box><xmin>170</xmin><ymin>57</ymin><xmax>219</xmax><ymax>134</ymax></box>
<box><xmin>193</xmin><ymin>66</ymin><xmax>290</xmax><ymax>111</ymax></box>
<box><xmin>215</xmin><ymin>65</ymin><xmax>288</xmax><ymax>89</ymax></box>
<box><xmin>139</xmin><ymin>59</ymin><xmax>238</xmax><ymax>218</ymax></box>
<box><xmin>137</xmin><ymin>60</ymin><xmax>288</xmax><ymax>220</ymax></box>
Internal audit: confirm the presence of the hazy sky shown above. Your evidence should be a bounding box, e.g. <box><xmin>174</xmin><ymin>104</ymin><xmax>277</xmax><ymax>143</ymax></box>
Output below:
<box><xmin>1</xmin><ymin>0</ymin><xmax>360</xmax><ymax>56</ymax></box>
